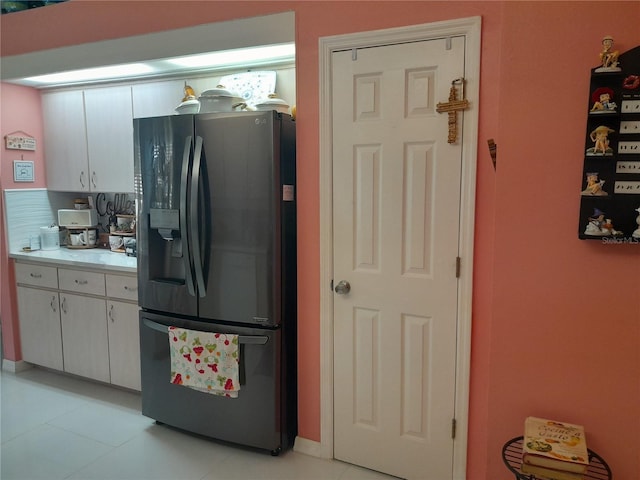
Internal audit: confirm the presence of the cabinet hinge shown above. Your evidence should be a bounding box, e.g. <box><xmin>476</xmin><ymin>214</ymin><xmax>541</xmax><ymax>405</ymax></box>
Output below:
<box><xmin>455</xmin><ymin>257</ymin><xmax>461</xmax><ymax>278</ymax></box>
<box><xmin>330</xmin><ymin>279</ymin><xmax>334</xmax><ymax>291</ymax></box>
<box><xmin>451</xmin><ymin>418</ymin><xmax>457</xmax><ymax>439</ymax></box>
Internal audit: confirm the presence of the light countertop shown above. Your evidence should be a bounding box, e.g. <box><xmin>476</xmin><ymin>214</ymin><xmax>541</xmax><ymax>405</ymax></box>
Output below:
<box><xmin>9</xmin><ymin>248</ymin><xmax>137</xmax><ymax>274</ymax></box>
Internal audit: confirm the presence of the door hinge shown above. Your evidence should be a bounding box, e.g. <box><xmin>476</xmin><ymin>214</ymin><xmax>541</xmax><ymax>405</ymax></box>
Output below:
<box><xmin>455</xmin><ymin>257</ymin><xmax>461</xmax><ymax>278</ymax></box>
<box><xmin>451</xmin><ymin>418</ymin><xmax>457</xmax><ymax>439</ymax></box>
<box><xmin>352</xmin><ymin>48</ymin><xmax>358</xmax><ymax>61</ymax></box>
<box><xmin>330</xmin><ymin>279</ymin><xmax>334</xmax><ymax>291</ymax></box>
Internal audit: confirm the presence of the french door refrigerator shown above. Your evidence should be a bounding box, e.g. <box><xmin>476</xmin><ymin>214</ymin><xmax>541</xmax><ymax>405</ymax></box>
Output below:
<box><xmin>133</xmin><ymin>111</ymin><xmax>296</xmax><ymax>455</ymax></box>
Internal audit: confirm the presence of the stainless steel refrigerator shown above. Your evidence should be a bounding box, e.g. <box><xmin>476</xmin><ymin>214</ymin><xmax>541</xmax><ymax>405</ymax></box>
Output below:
<box><xmin>133</xmin><ymin>111</ymin><xmax>296</xmax><ymax>455</ymax></box>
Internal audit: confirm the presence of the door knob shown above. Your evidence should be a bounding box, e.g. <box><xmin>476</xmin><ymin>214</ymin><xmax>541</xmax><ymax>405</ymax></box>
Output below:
<box><xmin>334</xmin><ymin>280</ymin><xmax>351</xmax><ymax>295</ymax></box>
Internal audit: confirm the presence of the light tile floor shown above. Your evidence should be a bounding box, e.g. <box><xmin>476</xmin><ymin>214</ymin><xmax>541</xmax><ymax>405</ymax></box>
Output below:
<box><xmin>1</xmin><ymin>367</ymin><xmax>396</xmax><ymax>480</ymax></box>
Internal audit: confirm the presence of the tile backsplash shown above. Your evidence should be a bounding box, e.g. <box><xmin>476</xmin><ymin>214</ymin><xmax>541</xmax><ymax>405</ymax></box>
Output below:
<box><xmin>3</xmin><ymin>189</ymin><xmax>76</xmax><ymax>252</ymax></box>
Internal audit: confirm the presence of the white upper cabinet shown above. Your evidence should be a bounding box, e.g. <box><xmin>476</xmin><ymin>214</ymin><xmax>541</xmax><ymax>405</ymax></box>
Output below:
<box><xmin>43</xmin><ymin>86</ymin><xmax>134</xmax><ymax>193</ymax></box>
<box><xmin>84</xmin><ymin>85</ymin><xmax>134</xmax><ymax>192</ymax></box>
<box><xmin>132</xmin><ymin>79</ymin><xmax>184</xmax><ymax>119</ymax></box>
<box><xmin>42</xmin><ymin>90</ymin><xmax>90</xmax><ymax>191</ymax></box>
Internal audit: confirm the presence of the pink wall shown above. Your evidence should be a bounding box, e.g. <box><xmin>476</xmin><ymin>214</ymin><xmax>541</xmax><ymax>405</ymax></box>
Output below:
<box><xmin>489</xmin><ymin>3</ymin><xmax>640</xmax><ymax>478</ymax></box>
<box><xmin>0</xmin><ymin>83</ymin><xmax>47</xmax><ymax>361</ymax></box>
<box><xmin>1</xmin><ymin>2</ymin><xmax>638</xmax><ymax>479</ymax></box>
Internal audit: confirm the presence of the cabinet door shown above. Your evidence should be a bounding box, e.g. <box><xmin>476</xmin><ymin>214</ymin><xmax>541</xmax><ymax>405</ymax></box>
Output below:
<box><xmin>107</xmin><ymin>300</ymin><xmax>141</xmax><ymax>390</ymax></box>
<box><xmin>17</xmin><ymin>287</ymin><xmax>64</xmax><ymax>371</ymax></box>
<box><xmin>132</xmin><ymin>79</ymin><xmax>185</xmax><ymax>119</ymax></box>
<box><xmin>84</xmin><ymin>85</ymin><xmax>134</xmax><ymax>192</ymax></box>
<box><xmin>42</xmin><ymin>90</ymin><xmax>90</xmax><ymax>191</ymax></box>
<box><xmin>60</xmin><ymin>293</ymin><xmax>110</xmax><ymax>383</ymax></box>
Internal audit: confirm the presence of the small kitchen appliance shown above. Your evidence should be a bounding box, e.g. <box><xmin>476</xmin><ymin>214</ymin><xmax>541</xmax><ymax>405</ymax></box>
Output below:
<box><xmin>58</xmin><ymin>208</ymin><xmax>98</xmax><ymax>227</ymax></box>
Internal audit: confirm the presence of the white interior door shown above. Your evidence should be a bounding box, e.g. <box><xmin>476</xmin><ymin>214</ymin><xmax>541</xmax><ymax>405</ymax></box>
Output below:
<box><xmin>332</xmin><ymin>36</ymin><xmax>466</xmax><ymax>480</ymax></box>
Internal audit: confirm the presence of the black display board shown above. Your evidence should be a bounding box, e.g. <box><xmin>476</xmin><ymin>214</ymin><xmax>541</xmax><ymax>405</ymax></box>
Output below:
<box><xmin>578</xmin><ymin>45</ymin><xmax>640</xmax><ymax>243</ymax></box>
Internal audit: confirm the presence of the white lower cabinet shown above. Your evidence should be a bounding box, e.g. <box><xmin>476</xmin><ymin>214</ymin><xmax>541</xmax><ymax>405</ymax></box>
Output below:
<box><xmin>16</xmin><ymin>286</ymin><xmax>64</xmax><ymax>371</ymax></box>
<box><xmin>107</xmin><ymin>300</ymin><xmax>141</xmax><ymax>390</ymax></box>
<box><xmin>60</xmin><ymin>293</ymin><xmax>110</xmax><ymax>383</ymax></box>
<box><xmin>15</xmin><ymin>262</ymin><xmax>140</xmax><ymax>391</ymax></box>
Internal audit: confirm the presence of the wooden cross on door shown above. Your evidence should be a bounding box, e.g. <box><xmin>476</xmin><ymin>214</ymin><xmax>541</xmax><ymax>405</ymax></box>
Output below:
<box><xmin>436</xmin><ymin>78</ymin><xmax>470</xmax><ymax>144</ymax></box>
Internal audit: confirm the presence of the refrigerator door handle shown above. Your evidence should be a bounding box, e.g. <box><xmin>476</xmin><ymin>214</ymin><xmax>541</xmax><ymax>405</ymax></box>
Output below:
<box><xmin>190</xmin><ymin>135</ymin><xmax>207</xmax><ymax>298</ymax></box>
<box><xmin>142</xmin><ymin>318</ymin><xmax>269</xmax><ymax>345</ymax></box>
<box><xmin>181</xmin><ymin>136</ymin><xmax>196</xmax><ymax>297</ymax></box>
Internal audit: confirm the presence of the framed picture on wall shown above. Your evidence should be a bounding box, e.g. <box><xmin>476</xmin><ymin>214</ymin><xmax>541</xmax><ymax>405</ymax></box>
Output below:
<box><xmin>13</xmin><ymin>160</ymin><xmax>34</xmax><ymax>182</ymax></box>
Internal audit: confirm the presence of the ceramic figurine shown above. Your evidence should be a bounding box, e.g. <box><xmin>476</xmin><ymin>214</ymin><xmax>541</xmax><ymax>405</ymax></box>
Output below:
<box><xmin>590</xmin><ymin>87</ymin><xmax>617</xmax><ymax>113</ymax></box>
<box><xmin>586</xmin><ymin>125</ymin><xmax>615</xmax><ymax>156</ymax></box>
<box><xmin>584</xmin><ymin>208</ymin><xmax>606</xmax><ymax>236</ymax></box>
<box><xmin>584</xmin><ymin>208</ymin><xmax>623</xmax><ymax>236</ymax></box>
<box><xmin>595</xmin><ymin>35</ymin><xmax>621</xmax><ymax>72</ymax></box>
<box><xmin>581</xmin><ymin>172</ymin><xmax>607</xmax><ymax>196</ymax></box>
<box><xmin>633</xmin><ymin>207</ymin><xmax>640</xmax><ymax>239</ymax></box>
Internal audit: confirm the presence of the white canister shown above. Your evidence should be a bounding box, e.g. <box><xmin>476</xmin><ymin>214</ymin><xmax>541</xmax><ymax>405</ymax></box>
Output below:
<box><xmin>40</xmin><ymin>226</ymin><xmax>60</xmax><ymax>250</ymax></box>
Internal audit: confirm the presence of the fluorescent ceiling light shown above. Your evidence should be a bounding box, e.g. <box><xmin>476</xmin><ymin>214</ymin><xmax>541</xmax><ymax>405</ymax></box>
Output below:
<box><xmin>16</xmin><ymin>43</ymin><xmax>295</xmax><ymax>87</ymax></box>
<box><xmin>24</xmin><ymin>63</ymin><xmax>155</xmax><ymax>85</ymax></box>
<box><xmin>166</xmin><ymin>43</ymin><xmax>295</xmax><ymax>68</ymax></box>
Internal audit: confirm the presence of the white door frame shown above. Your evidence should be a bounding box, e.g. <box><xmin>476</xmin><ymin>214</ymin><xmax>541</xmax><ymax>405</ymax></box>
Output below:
<box><xmin>316</xmin><ymin>17</ymin><xmax>481</xmax><ymax>479</ymax></box>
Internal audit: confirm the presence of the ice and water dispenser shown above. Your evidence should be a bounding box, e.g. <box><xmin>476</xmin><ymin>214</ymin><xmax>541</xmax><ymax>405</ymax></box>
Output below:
<box><xmin>135</xmin><ymin>115</ymin><xmax>195</xmax><ymax>306</ymax></box>
<box><xmin>147</xmin><ymin>140</ymin><xmax>186</xmax><ymax>283</ymax></box>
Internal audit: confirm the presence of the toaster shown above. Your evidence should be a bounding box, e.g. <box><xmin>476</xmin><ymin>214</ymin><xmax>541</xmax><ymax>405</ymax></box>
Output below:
<box><xmin>58</xmin><ymin>209</ymin><xmax>98</xmax><ymax>227</ymax></box>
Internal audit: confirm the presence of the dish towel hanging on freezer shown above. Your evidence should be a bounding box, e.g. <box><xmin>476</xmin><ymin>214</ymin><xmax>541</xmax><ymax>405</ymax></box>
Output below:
<box><xmin>168</xmin><ymin>326</ymin><xmax>240</xmax><ymax>398</ymax></box>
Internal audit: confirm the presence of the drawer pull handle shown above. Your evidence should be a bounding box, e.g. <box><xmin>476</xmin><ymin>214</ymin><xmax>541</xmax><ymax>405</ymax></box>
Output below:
<box><xmin>75</xmin><ymin>279</ymin><xmax>88</xmax><ymax>285</ymax></box>
<box><xmin>124</xmin><ymin>285</ymin><xmax>138</xmax><ymax>292</ymax></box>
<box><xmin>30</xmin><ymin>273</ymin><xmax>42</xmax><ymax>278</ymax></box>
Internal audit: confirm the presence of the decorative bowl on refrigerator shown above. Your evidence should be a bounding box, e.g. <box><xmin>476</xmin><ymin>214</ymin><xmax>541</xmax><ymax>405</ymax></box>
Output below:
<box><xmin>198</xmin><ymin>85</ymin><xmax>245</xmax><ymax>113</ymax></box>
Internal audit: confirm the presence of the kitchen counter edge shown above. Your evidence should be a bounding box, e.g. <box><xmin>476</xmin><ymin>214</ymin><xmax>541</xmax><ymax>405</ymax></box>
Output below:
<box><xmin>9</xmin><ymin>249</ymin><xmax>137</xmax><ymax>274</ymax></box>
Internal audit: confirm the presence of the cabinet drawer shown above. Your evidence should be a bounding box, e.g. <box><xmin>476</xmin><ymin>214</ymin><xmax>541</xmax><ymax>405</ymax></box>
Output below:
<box><xmin>58</xmin><ymin>269</ymin><xmax>105</xmax><ymax>296</ymax></box>
<box><xmin>15</xmin><ymin>263</ymin><xmax>58</xmax><ymax>289</ymax></box>
<box><xmin>106</xmin><ymin>274</ymin><xmax>139</xmax><ymax>302</ymax></box>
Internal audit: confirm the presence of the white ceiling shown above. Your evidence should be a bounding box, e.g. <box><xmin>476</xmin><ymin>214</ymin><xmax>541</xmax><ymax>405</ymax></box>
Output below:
<box><xmin>1</xmin><ymin>12</ymin><xmax>295</xmax><ymax>88</ymax></box>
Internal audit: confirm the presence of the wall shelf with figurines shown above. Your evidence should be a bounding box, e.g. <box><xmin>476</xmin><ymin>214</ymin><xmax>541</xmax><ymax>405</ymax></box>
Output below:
<box><xmin>579</xmin><ymin>38</ymin><xmax>640</xmax><ymax>242</ymax></box>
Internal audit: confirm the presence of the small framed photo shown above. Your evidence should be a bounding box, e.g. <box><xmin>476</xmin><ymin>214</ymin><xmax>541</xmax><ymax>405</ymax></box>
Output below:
<box><xmin>13</xmin><ymin>160</ymin><xmax>35</xmax><ymax>182</ymax></box>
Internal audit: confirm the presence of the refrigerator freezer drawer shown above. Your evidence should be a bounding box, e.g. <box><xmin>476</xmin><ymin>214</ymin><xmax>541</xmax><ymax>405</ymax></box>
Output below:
<box><xmin>139</xmin><ymin>312</ymin><xmax>294</xmax><ymax>453</ymax></box>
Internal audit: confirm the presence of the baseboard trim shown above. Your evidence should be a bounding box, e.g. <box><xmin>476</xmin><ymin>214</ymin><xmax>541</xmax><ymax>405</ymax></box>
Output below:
<box><xmin>2</xmin><ymin>359</ymin><xmax>32</xmax><ymax>373</ymax></box>
<box><xmin>293</xmin><ymin>436</ymin><xmax>330</xmax><ymax>459</ymax></box>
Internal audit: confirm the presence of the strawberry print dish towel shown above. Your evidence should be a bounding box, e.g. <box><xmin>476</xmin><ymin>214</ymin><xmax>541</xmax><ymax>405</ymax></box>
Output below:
<box><xmin>169</xmin><ymin>326</ymin><xmax>240</xmax><ymax>397</ymax></box>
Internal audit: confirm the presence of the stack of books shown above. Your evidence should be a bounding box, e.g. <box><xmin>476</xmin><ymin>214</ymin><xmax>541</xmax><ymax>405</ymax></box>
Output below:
<box><xmin>521</xmin><ymin>417</ymin><xmax>589</xmax><ymax>480</ymax></box>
